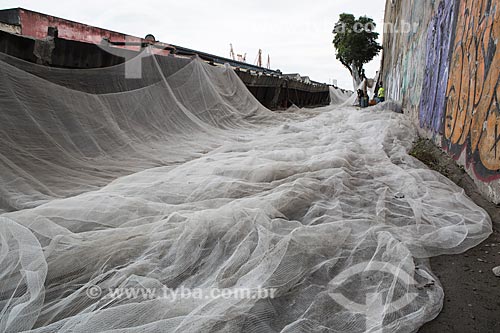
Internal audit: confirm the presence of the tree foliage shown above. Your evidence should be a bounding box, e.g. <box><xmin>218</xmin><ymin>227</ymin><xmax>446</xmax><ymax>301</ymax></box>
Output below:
<box><xmin>332</xmin><ymin>13</ymin><xmax>382</xmax><ymax>80</ymax></box>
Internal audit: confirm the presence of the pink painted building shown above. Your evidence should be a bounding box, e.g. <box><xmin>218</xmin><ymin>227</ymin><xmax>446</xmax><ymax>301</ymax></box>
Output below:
<box><xmin>0</xmin><ymin>8</ymin><xmax>172</xmax><ymax>55</ymax></box>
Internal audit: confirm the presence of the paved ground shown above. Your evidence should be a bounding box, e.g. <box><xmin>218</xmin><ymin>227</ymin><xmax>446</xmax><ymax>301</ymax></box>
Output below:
<box><xmin>412</xmin><ymin>139</ymin><xmax>500</xmax><ymax>333</ymax></box>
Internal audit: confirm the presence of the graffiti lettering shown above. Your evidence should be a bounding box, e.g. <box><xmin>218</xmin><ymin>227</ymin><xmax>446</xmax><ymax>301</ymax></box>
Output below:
<box><xmin>444</xmin><ymin>0</ymin><xmax>499</xmax><ymax>179</ymax></box>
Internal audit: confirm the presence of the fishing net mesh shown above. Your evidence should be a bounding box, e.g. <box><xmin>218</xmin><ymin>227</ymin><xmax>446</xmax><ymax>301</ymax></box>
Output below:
<box><xmin>0</xmin><ymin>49</ymin><xmax>491</xmax><ymax>333</ymax></box>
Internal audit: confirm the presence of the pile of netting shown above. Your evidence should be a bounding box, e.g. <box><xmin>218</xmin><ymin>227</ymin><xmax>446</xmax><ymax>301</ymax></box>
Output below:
<box><xmin>0</xmin><ymin>50</ymin><xmax>492</xmax><ymax>333</ymax></box>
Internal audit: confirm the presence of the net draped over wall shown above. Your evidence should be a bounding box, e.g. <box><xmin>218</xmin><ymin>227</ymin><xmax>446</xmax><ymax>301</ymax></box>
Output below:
<box><xmin>0</xmin><ymin>51</ymin><xmax>492</xmax><ymax>333</ymax></box>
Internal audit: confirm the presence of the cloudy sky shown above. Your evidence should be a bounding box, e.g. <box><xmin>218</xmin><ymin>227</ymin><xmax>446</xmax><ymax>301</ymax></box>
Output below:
<box><xmin>3</xmin><ymin>0</ymin><xmax>386</xmax><ymax>89</ymax></box>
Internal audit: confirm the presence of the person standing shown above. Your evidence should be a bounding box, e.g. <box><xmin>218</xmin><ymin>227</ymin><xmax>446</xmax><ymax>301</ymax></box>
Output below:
<box><xmin>377</xmin><ymin>83</ymin><xmax>385</xmax><ymax>103</ymax></box>
<box><xmin>361</xmin><ymin>78</ymin><xmax>369</xmax><ymax>108</ymax></box>
<box><xmin>357</xmin><ymin>89</ymin><xmax>364</xmax><ymax>107</ymax></box>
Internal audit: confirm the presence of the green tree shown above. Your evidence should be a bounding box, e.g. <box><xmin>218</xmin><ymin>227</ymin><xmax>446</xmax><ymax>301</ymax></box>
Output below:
<box><xmin>332</xmin><ymin>13</ymin><xmax>382</xmax><ymax>89</ymax></box>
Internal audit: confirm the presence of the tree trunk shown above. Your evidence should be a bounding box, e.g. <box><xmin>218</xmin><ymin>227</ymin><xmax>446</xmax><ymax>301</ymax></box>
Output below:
<box><xmin>351</xmin><ymin>63</ymin><xmax>363</xmax><ymax>90</ymax></box>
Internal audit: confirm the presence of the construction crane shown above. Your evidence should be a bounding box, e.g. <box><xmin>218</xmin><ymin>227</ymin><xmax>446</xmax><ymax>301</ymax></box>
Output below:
<box><xmin>230</xmin><ymin>43</ymin><xmax>247</xmax><ymax>62</ymax></box>
<box><xmin>255</xmin><ymin>49</ymin><xmax>262</xmax><ymax>67</ymax></box>
<box><xmin>237</xmin><ymin>53</ymin><xmax>247</xmax><ymax>62</ymax></box>
<box><xmin>229</xmin><ymin>43</ymin><xmax>235</xmax><ymax>60</ymax></box>
<box><xmin>253</xmin><ymin>49</ymin><xmax>271</xmax><ymax>69</ymax></box>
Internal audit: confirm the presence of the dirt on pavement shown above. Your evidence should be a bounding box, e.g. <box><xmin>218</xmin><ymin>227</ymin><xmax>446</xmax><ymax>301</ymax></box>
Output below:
<box><xmin>411</xmin><ymin>139</ymin><xmax>500</xmax><ymax>333</ymax></box>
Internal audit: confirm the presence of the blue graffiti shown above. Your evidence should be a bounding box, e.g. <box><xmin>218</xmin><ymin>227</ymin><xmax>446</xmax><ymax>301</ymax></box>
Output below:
<box><xmin>419</xmin><ymin>0</ymin><xmax>455</xmax><ymax>133</ymax></box>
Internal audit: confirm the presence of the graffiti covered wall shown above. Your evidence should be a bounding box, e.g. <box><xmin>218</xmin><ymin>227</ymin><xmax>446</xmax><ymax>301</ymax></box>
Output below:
<box><xmin>444</xmin><ymin>0</ymin><xmax>500</xmax><ymax>182</ymax></box>
<box><xmin>419</xmin><ymin>0</ymin><xmax>455</xmax><ymax>133</ymax></box>
<box><xmin>381</xmin><ymin>0</ymin><xmax>439</xmax><ymax>125</ymax></box>
<box><xmin>382</xmin><ymin>0</ymin><xmax>500</xmax><ymax>203</ymax></box>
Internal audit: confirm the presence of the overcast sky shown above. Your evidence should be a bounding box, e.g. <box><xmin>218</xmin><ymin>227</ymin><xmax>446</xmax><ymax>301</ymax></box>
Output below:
<box><xmin>3</xmin><ymin>0</ymin><xmax>386</xmax><ymax>90</ymax></box>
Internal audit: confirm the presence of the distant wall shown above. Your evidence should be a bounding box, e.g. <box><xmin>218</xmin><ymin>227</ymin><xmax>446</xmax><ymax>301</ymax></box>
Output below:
<box><xmin>382</xmin><ymin>0</ymin><xmax>500</xmax><ymax>203</ymax></box>
<box><xmin>0</xmin><ymin>30</ymin><xmax>331</xmax><ymax>110</ymax></box>
<box><xmin>0</xmin><ymin>30</ymin><xmax>126</xmax><ymax>67</ymax></box>
<box><xmin>0</xmin><ymin>8</ymin><xmax>172</xmax><ymax>56</ymax></box>
<box><xmin>236</xmin><ymin>70</ymin><xmax>331</xmax><ymax>109</ymax></box>
<box><xmin>18</xmin><ymin>9</ymin><xmax>146</xmax><ymax>52</ymax></box>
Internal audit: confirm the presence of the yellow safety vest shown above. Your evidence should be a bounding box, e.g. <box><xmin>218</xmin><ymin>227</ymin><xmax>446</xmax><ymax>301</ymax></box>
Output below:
<box><xmin>378</xmin><ymin>87</ymin><xmax>385</xmax><ymax>98</ymax></box>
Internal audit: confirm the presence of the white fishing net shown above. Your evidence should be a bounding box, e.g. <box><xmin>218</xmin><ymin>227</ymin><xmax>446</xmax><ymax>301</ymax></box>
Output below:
<box><xmin>0</xmin><ymin>50</ymin><xmax>492</xmax><ymax>333</ymax></box>
<box><xmin>328</xmin><ymin>86</ymin><xmax>352</xmax><ymax>106</ymax></box>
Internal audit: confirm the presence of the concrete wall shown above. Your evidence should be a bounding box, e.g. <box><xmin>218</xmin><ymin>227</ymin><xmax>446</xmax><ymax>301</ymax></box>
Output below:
<box><xmin>0</xmin><ymin>30</ymin><xmax>127</xmax><ymax>67</ymax></box>
<box><xmin>236</xmin><ymin>70</ymin><xmax>331</xmax><ymax>109</ymax></box>
<box><xmin>382</xmin><ymin>0</ymin><xmax>500</xmax><ymax>203</ymax></box>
